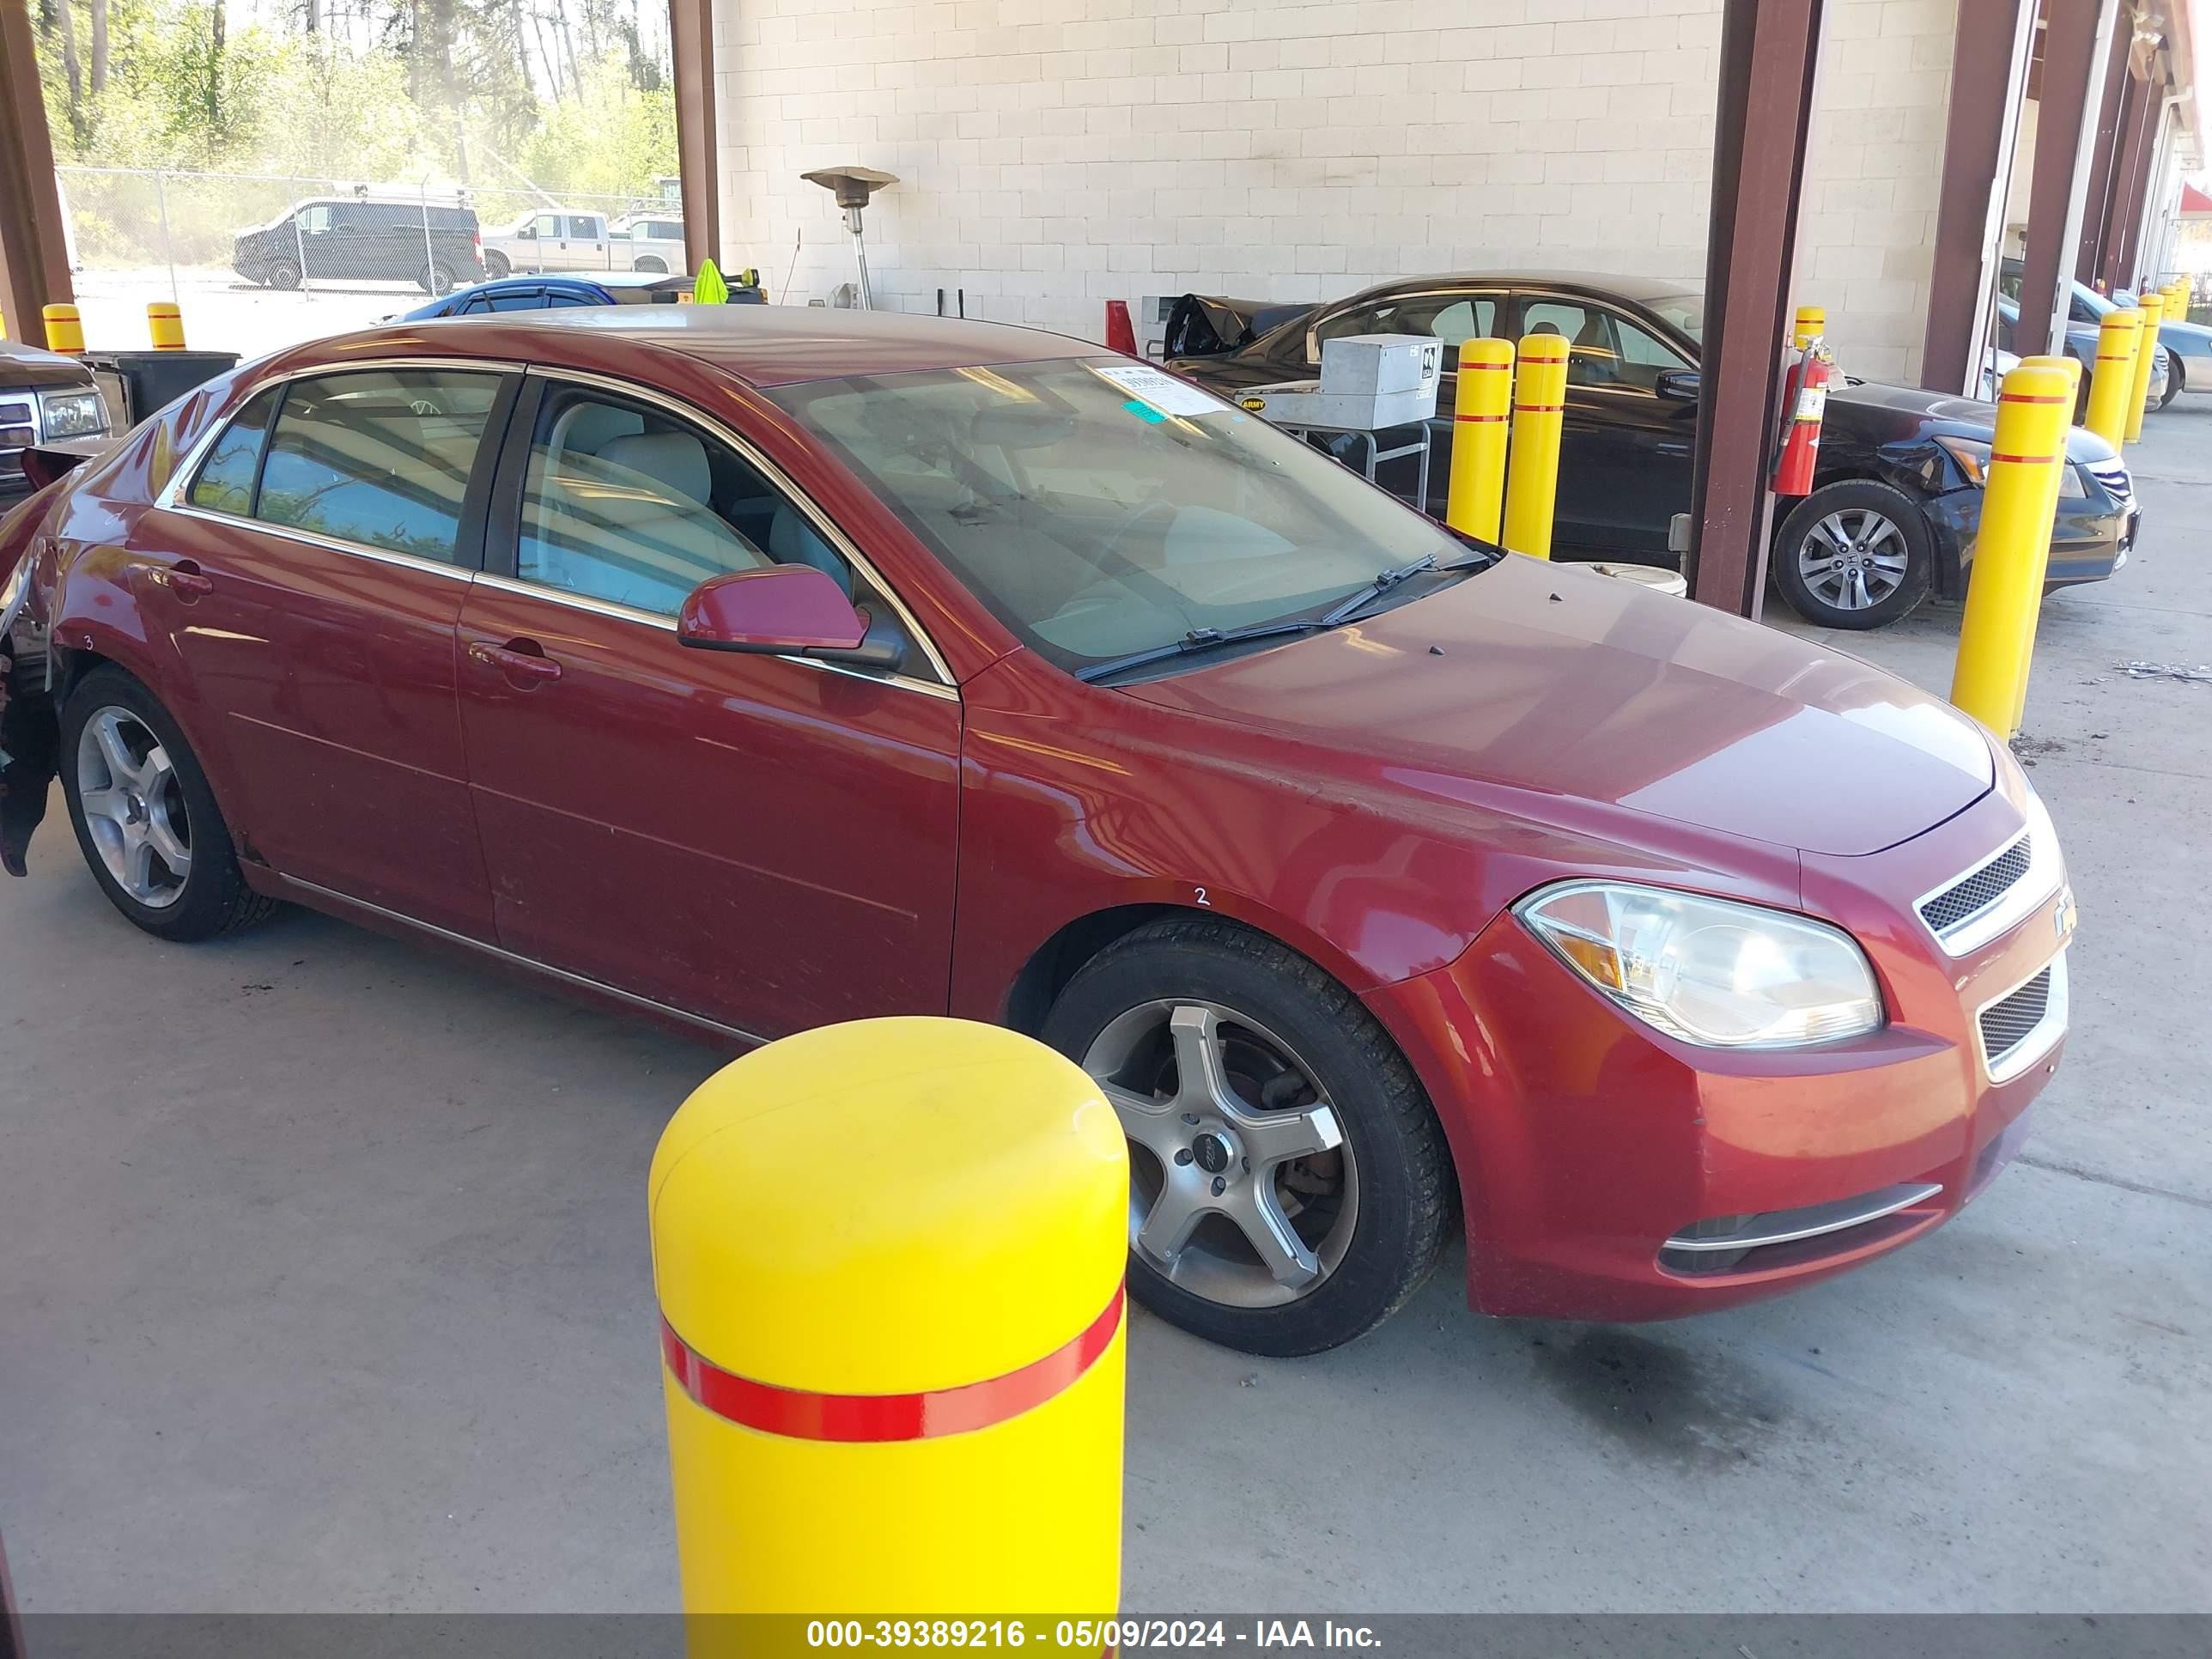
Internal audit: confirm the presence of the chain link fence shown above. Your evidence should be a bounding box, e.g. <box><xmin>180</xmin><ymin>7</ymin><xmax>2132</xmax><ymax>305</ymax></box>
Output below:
<box><xmin>57</xmin><ymin>167</ymin><xmax>684</xmax><ymax>360</ymax></box>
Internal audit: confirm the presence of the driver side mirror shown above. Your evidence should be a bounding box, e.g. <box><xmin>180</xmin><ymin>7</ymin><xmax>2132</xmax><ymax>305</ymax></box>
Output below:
<box><xmin>1655</xmin><ymin>368</ymin><xmax>1701</xmax><ymax>401</ymax></box>
<box><xmin>678</xmin><ymin>565</ymin><xmax>906</xmax><ymax>671</ymax></box>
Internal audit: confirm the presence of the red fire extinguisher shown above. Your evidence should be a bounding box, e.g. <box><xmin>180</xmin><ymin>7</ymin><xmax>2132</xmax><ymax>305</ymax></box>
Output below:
<box><xmin>1772</xmin><ymin>341</ymin><xmax>1831</xmax><ymax>497</ymax></box>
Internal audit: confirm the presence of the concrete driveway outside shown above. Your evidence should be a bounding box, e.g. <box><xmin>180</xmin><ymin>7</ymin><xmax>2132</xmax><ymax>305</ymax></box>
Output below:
<box><xmin>2</xmin><ymin>410</ymin><xmax>2207</xmax><ymax>1615</ymax></box>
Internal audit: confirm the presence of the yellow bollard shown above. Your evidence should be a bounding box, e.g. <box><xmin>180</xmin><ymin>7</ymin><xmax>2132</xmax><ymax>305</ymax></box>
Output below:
<box><xmin>42</xmin><ymin>304</ymin><xmax>85</xmax><ymax>355</ymax></box>
<box><xmin>1792</xmin><ymin>305</ymin><xmax>1826</xmax><ymax>349</ymax></box>
<box><xmin>1951</xmin><ymin>362</ymin><xmax>2072</xmax><ymax>736</ymax></box>
<box><xmin>2124</xmin><ymin>290</ymin><xmax>2165</xmax><ymax>440</ymax></box>
<box><xmin>2008</xmin><ymin>354</ymin><xmax>2080</xmax><ymax>731</ymax></box>
<box><xmin>2082</xmin><ymin>308</ymin><xmax>2142</xmax><ymax>448</ymax></box>
<box><xmin>1445</xmin><ymin>337</ymin><xmax>1514</xmax><ymax>543</ymax></box>
<box><xmin>652</xmin><ymin>1018</ymin><xmax>1127</xmax><ymax>1630</ymax></box>
<box><xmin>148</xmin><ymin>301</ymin><xmax>185</xmax><ymax>349</ymax></box>
<box><xmin>1501</xmin><ymin>332</ymin><xmax>1569</xmax><ymax>560</ymax></box>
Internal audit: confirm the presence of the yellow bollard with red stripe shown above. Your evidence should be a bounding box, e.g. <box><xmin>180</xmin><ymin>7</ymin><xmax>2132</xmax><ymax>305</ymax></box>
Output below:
<box><xmin>1445</xmin><ymin>337</ymin><xmax>1514</xmax><ymax>543</ymax></box>
<box><xmin>651</xmin><ymin>1018</ymin><xmax>1127</xmax><ymax>1634</ymax></box>
<box><xmin>148</xmin><ymin>301</ymin><xmax>185</xmax><ymax>349</ymax></box>
<box><xmin>1500</xmin><ymin>332</ymin><xmax>1570</xmax><ymax>560</ymax></box>
<box><xmin>2083</xmin><ymin>308</ymin><xmax>2142</xmax><ymax>448</ymax></box>
<box><xmin>1792</xmin><ymin>304</ymin><xmax>1826</xmax><ymax>349</ymax></box>
<box><xmin>42</xmin><ymin>304</ymin><xmax>85</xmax><ymax>355</ymax></box>
<box><xmin>2008</xmin><ymin>355</ymin><xmax>2080</xmax><ymax>730</ymax></box>
<box><xmin>2124</xmin><ymin>291</ymin><xmax>2165</xmax><ymax>441</ymax></box>
<box><xmin>1951</xmin><ymin>361</ymin><xmax>2073</xmax><ymax>736</ymax></box>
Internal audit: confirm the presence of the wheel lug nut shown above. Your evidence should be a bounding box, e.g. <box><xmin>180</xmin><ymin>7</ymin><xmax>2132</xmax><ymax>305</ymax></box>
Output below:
<box><xmin>1181</xmin><ymin>1112</ymin><xmax>1200</xmax><ymax>1126</ymax></box>
<box><xmin>1210</xmin><ymin>1176</ymin><xmax>1227</xmax><ymax>1196</ymax></box>
<box><xmin>1174</xmin><ymin>1148</ymin><xmax>1194</xmax><ymax>1166</ymax></box>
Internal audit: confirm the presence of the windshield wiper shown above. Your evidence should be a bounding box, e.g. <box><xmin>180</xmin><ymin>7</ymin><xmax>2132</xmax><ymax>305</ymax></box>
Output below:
<box><xmin>1320</xmin><ymin>551</ymin><xmax>1497</xmax><ymax>627</ymax></box>
<box><xmin>1074</xmin><ymin>619</ymin><xmax>1327</xmax><ymax>684</ymax></box>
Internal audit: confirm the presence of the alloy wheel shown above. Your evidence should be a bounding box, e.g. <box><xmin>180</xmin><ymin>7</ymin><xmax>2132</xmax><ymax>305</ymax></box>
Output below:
<box><xmin>1082</xmin><ymin>1000</ymin><xmax>1358</xmax><ymax>1308</ymax></box>
<box><xmin>1797</xmin><ymin>507</ymin><xmax>1911</xmax><ymax>611</ymax></box>
<box><xmin>75</xmin><ymin>707</ymin><xmax>191</xmax><ymax>908</ymax></box>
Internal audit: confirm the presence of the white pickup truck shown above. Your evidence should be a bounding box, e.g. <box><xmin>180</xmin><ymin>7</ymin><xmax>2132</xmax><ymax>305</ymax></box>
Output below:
<box><xmin>483</xmin><ymin>209</ymin><xmax>687</xmax><ymax>276</ymax></box>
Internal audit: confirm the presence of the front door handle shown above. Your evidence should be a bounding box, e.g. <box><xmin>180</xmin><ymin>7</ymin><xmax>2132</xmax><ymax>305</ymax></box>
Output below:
<box><xmin>468</xmin><ymin>638</ymin><xmax>563</xmax><ymax>685</ymax></box>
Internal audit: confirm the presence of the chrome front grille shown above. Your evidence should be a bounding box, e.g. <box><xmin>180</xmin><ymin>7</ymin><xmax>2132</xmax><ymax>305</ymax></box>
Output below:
<box><xmin>2087</xmin><ymin>459</ymin><xmax>2134</xmax><ymax>509</ymax></box>
<box><xmin>1976</xmin><ymin>952</ymin><xmax>2069</xmax><ymax>1082</ymax></box>
<box><xmin>1920</xmin><ymin>833</ymin><xmax>2032</xmax><ymax>936</ymax></box>
<box><xmin>1979</xmin><ymin>968</ymin><xmax>2051</xmax><ymax>1058</ymax></box>
<box><xmin>0</xmin><ymin>397</ymin><xmax>35</xmax><ymax>473</ymax></box>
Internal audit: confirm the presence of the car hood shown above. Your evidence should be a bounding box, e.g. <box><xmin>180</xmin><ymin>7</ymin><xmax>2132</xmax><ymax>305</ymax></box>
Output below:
<box><xmin>1829</xmin><ymin>377</ymin><xmax>2117</xmax><ymax>461</ymax></box>
<box><xmin>1121</xmin><ymin>556</ymin><xmax>1994</xmax><ymax>858</ymax></box>
<box><xmin>0</xmin><ymin>337</ymin><xmax>100</xmax><ymax>392</ymax></box>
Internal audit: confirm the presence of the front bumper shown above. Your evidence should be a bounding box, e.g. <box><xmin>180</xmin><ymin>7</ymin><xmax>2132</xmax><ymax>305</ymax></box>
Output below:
<box><xmin>1926</xmin><ymin>476</ymin><xmax>2132</xmax><ymax>597</ymax></box>
<box><xmin>1364</xmin><ymin>787</ymin><xmax>2069</xmax><ymax>1322</ymax></box>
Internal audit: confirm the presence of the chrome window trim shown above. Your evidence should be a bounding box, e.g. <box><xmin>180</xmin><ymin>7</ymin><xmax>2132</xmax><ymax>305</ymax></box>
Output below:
<box><xmin>162</xmin><ymin>503</ymin><xmax>478</xmax><ymax>583</ymax></box>
<box><xmin>518</xmin><ymin>365</ymin><xmax>958</xmax><ymax>690</ymax></box>
<box><xmin>466</xmin><ymin>571</ymin><xmax>957</xmax><ymax>702</ymax></box>
<box><xmin>1976</xmin><ymin>949</ymin><xmax>2069</xmax><ymax>1085</ymax></box>
<box><xmin>1913</xmin><ymin>824</ymin><xmax>2063</xmax><ymax>957</ymax></box>
<box><xmin>1304</xmin><ymin>287</ymin><xmax>1510</xmax><ymax>368</ymax></box>
<box><xmin>153</xmin><ymin>356</ymin><xmax>529</xmax><ymax>515</ymax></box>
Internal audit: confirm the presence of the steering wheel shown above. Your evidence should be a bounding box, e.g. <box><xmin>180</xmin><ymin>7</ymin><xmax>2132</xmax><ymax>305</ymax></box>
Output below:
<box><xmin>1096</xmin><ymin>496</ymin><xmax>1177</xmax><ymax>562</ymax></box>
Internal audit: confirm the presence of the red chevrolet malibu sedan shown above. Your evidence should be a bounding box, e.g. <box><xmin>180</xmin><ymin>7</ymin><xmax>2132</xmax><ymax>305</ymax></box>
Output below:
<box><xmin>0</xmin><ymin>308</ymin><xmax>2070</xmax><ymax>1354</ymax></box>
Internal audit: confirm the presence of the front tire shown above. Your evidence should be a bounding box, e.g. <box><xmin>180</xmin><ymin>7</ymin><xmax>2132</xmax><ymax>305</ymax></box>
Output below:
<box><xmin>59</xmin><ymin>666</ymin><xmax>277</xmax><ymax>942</ymax></box>
<box><xmin>1042</xmin><ymin>917</ymin><xmax>1455</xmax><ymax>1356</ymax></box>
<box><xmin>2159</xmin><ymin>356</ymin><xmax>2183</xmax><ymax>408</ymax></box>
<box><xmin>267</xmin><ymin>258</ymin><xmax>301</xmax><ymax>291</ymax></box>
<box><xmin>1770</xmin><ymin>479</ymin><xmax>1934</xmax><ymax>629</ymax></box>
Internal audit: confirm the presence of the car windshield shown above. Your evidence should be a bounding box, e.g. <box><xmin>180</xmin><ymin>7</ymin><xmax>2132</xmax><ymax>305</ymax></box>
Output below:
<box><xmin>769</xmin><ymin>357</ymin><xmax>1476</xmax><ymax>672</ymax></box>
<box><xmin>2075</xmin><ymin>283</ymin><xmax>2118</xmax><ymax>316</ymax></box>
<box><xmin>1647</xmin><ymin>294</ymin><xmax>1705</xmax><ymax>343</ymax></box>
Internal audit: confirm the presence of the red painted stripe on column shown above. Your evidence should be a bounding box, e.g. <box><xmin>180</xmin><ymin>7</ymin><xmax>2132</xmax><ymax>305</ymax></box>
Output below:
<box><xmin>662</xmin><ymin>1286</ymin><xmax>1125</xmax><ymax>1442</ymax></box>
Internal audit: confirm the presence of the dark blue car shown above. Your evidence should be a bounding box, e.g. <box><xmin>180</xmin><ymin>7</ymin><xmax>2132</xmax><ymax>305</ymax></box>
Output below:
<box><xmin>395</xmin><ymin>271</ymin><xmax>759</xmax><ymax>319</ymax></box>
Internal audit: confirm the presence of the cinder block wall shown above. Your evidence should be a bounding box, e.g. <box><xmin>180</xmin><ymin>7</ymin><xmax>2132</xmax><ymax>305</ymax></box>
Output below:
<box><xmin>714</xmin><ymin>0</ymin><xmax>1954</xmax><ymax>383</ymax></box>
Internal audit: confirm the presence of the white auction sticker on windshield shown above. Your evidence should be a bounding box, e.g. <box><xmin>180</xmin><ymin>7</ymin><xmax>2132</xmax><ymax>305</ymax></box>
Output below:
<box><xmin>1093</xmin><ymin>364</ymin><xmax>1227</xmax><ymax>418</ymax></box>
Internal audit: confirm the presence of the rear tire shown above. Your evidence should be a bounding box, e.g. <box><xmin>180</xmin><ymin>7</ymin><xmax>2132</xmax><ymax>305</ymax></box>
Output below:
<box><xmin>2159</xmin><ymin>356</ymin><xmax>2183</xmax><ymax>408</ymax></box>
<box><xmin>1770</xmin><ymin>479</ymin><xmax>1934</xmax><ymax>630</ymax></box>
<box><xmin>484</xmin><ymin>250</ymin><xmax>511</xmax><ymax>279</ymax></box>
<box><xmin>633</xmin><ymin>256</ymin><xmax>668</xmax><ymax>274</ymax></box>
<box><xmin>422</xmin><ymin>261</ymin><xmax>457</xmax><ymax>295</ymax></box>
<box><xmin>59</xmin><ymin>666</ymin><xmax>277</xmax><ymax>942</ymax></box>
<box><xmin>1042</xmin><ymin>917</ymin><xmax>1455</xmax><ymax>1356</ymax></box>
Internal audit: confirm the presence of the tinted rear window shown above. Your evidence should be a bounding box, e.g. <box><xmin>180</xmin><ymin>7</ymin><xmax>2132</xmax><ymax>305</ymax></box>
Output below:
<box><xmin>255</xmin><ymin>369</ymin><xmax>504</xmax><ymax>564</ymax></box>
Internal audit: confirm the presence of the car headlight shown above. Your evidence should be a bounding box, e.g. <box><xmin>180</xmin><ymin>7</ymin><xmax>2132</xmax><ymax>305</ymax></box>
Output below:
<box><xmin>38</xmin><ymin>387</ymin><xmax>108</xmax><ymax>440</ymax></box>
<box><xmin>1934</xmin><ymin>434</ymin><xmax>2086</xmax><ymax>497</ymax></box>
<box><xmin>1517</xmin><ymin>881</ymin><xmax>1883</xmax><ymax>1048</ymax></box>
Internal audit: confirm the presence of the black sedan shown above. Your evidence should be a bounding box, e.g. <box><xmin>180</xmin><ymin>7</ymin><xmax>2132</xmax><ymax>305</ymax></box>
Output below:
<box><xmin>1170</xmin><ymin>272</ymin><xmax>2134</xmax><ymax>629</ymax></box>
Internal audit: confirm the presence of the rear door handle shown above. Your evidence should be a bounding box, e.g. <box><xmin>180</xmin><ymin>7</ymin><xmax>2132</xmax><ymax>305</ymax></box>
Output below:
<box><xmin>468</xmin><ymin>638</ymin><xmax>563</xmax><ymax>684</ymax></box>
<box><xmin>144</xmin><ymin>558</ymin><xmax>214</xmax><ymax>601</ymax></box>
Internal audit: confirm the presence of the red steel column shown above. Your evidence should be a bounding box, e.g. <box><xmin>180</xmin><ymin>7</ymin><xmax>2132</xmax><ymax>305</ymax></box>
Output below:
<box><xmin>0</xmin><ymin>0</ymin><xmax>75</xmax><ymax>338</ymax></box>
<box><xmin>1686</xmin><ymin>0</ymin><xmax>1824</xmax><ymax>618</ymax></box>
<box><xmin>670</xmin><ymin>0</ymin><xmax>722</xmax><ymax>276</ymax></box>
<box><xmin>2108</xmin><ymin>75</ymin><xmax>2166</xmax><ymax>289</ymax></box>
<box><xmin>2075</xmin><ymin>17</ymin><xmax>2135</xmax><ymax>283</ymax></box>
<box><xmin>2015</xmin><ymin>0</ymin><xmax>2118</xmax><ymax>355</ymax></box>
<box><xmin>1922</xmin><ymin>0</ymin><xmax>2035</xmax><ymax>394</ymax></box>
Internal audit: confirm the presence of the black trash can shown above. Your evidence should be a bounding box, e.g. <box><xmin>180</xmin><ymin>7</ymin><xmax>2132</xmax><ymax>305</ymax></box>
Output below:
<box><xmin>82</xmin><ymin>349</ymin><xmax>241</xmax><ymax>428</ymax></box>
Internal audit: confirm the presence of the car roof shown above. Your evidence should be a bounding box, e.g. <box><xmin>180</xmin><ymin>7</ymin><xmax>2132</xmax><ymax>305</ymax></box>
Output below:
<box><xmin>1341</xmin><ymin>270</ymin><xmax>1701</xmax><ymax>307</ymax></box>
<box><xmin>368</xmin><ymin>305</ymin><xmax>1094</xmax><ymax>386</ymax></box>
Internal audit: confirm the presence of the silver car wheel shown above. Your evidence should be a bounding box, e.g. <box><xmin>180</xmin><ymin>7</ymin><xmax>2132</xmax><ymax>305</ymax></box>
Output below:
<box><xmin>76</xmin><ymin>707</ymin><xmax>191</xmax><ymax>908</ymax></box>
<box><xmin>1798</xmin><ymin>507</ymin><xmax>1911</xmax><ymax>611</ymax></box>
<box><xmin>1083</xmin><ymin>1000</ymin><xmax>1358</xmax><ymax>1309</ymax></box>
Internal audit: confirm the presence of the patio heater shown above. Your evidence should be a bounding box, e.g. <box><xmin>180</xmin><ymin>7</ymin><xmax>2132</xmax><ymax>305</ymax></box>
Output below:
<box><xmin>800</xmin><ymin>167</ymin><xmax>897</xmax><ymax>309</ymax></box>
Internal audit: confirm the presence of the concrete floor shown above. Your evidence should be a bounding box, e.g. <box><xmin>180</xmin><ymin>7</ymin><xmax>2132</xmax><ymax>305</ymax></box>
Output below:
<box><xmin>3</xmin><ymin>410</ymin><xmax>2209</xmax><ymax>1615</ymax></box>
